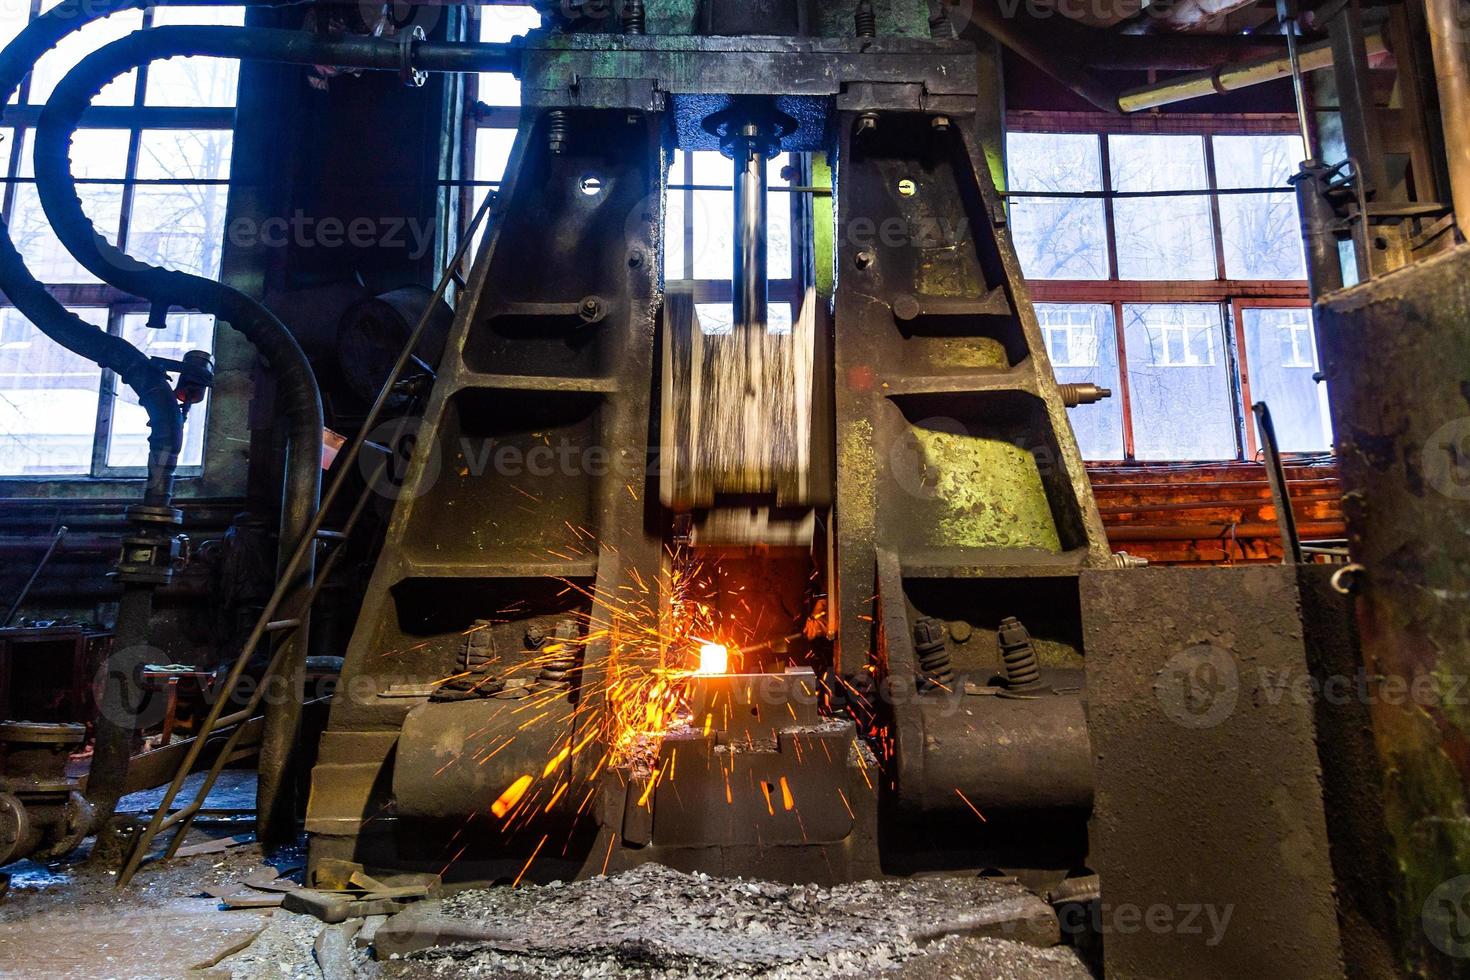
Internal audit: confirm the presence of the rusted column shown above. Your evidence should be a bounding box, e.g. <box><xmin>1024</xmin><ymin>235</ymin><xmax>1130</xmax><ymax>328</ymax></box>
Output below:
<box><xmin>1425</xmin><ymin>0</ymin><xmax>1470</xmax><ymax>232</ymax></box>
<box><xmin>1316</xmin><ymin>244</ymin><xmax>1470</xmax><ymax>976</ymax></box>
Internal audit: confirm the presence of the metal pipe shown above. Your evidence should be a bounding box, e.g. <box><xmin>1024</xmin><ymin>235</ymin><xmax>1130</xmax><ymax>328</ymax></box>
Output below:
<box><xmin>1119</xmin><ymin>31</ymin><xmax>1387</xmax><ymax>113</ymax></box>
<box><xmin>2</xmin><ymin>525</ymin><xmax>67</xmax><ymax>627</ymax></box>
<box><xmin>1293</xmin><ymin>162</ymin><xmax>1347</xmax><ymax>300</ymax></box>
<box><xmin>1278</xmin><ymin>0</ymin><xmax>1317</xmax><ymax>160</ymax></box>
<box><xmin>731</xmin><ymin>122</ymin><xmax>769</xmax><ymax>335</ymax></box>
<box><xmin>1426</xmin><ymin>0</ymin><xmax>1470</xmax><ymax>233</ymax></box>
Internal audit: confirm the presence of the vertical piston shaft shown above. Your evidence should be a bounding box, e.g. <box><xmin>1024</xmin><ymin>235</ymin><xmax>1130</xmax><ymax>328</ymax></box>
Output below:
<box><xmin>732</xmin><ymin>122</ymin><xmax>770</xmax><ymax>335</ymax></box>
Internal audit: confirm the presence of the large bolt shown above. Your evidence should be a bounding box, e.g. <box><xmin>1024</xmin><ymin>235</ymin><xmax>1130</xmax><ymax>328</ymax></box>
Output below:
<box><xmin>1058</xmin><ymin>382</ymin><xmax>1113</xmax><ymax>408</ymax></box>
<box><xmin>855</xmin><ymin>250</ymin><xmax>876</xmax><ymax>270</ymax></box>
<box><xmin>855</xmin><ymin>113</ymin><xmax>879</xmax><ymax>137</ymax></box>
<box><xmin>622</xmin><ymin>0</ymin><xmax>646</xmax><ymax>34</ymax></box>
<box><xmin>855</xmin><ymin>0</ymin><xmax>877</xmax><ymax>37</ymax></box>
<box><xmin>579</xmin><ymin>296</ymin><xmax>607</xmax><ymax>324</ymax></box>
<box><xmin>546</xmin><ymin>109</ymin><xmax>569</xmax><ymax>156</ymax></box>
<box><xmin>998</xmin><ymin>616</ymin><xmax>1045</xmax><ymax>695</ymax></box>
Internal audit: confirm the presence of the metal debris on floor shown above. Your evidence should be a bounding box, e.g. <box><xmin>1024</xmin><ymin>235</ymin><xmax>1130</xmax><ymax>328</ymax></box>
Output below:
<box><xmin>361</xmin><ymin>863</ymin><xmax>1086</xmax><ymax>979</ymax></box>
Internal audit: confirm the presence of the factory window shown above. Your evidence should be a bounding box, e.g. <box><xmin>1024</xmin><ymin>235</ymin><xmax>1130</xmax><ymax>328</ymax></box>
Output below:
<box><xmin>1008</xmin><ymin>120</ymin><xmax>1327</xmax><ymax>461</ymax></box>
<box><xmin>0</xmin><ymin>4</ymin><xmax>243</xmax><ymax>478</ymax></box>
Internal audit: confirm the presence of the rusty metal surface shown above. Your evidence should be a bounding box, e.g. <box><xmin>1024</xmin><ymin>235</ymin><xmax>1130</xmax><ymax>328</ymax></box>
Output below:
<box><xmin>1316</xmin><ymin>243</ymin><xmax>1470</xmax><ymax>976</ymax></box>
<box><xmin>306</xmin><ymin>107</ymin><xmax>665</xmax><ymax>879</ymax></box>
<box><xmin>1081</xmin><ymin>565</ymin><xmax>1345</xmax><ymax>979</ymax></box>
<box><xmin>832</xmin><ymin>109</ymin><xmax>1111</xmax><ymax>678</ymax></box>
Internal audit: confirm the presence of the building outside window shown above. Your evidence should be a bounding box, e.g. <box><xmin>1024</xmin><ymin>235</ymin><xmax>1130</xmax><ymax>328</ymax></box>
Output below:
<box><xmin>1007</xmin><ymin>117</ymin><xmax>1330</xmax><ymax>462</ymax></box>
<box><xmin>0</xmin><ymin>3</ymin><xmax>243</xmax><ymax>478</ymax></box>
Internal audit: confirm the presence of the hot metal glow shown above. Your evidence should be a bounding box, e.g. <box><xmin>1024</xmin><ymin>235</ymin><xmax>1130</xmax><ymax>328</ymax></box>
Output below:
<box><xmin>697</xmin><ymin>642</ymin><xmax>729</xmax><ymax>675</ymax></box>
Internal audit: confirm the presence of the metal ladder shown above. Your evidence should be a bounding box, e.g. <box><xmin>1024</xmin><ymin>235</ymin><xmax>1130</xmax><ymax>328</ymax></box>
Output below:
<box><xmin>115</xmin><ymin>198</ymin><xmax>494</xmax><ymax>888</ymax></box>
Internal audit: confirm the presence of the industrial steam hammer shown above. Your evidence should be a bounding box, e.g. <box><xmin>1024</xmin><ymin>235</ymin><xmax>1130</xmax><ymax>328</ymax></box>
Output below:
<box><xmin>305</xmin><ymin>5</ymin><xmax>1347</xmax><ymax>975</ymax></box>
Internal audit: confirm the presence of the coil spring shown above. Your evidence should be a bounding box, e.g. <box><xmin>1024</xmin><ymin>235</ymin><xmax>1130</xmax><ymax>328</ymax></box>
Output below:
<box><xmin>622</xmin><ymin>0</ymin><xmax>646</xmax><ymax>34</ymax></box>
<box><xmin>546</xmin><ymin>109</ymin><xmax>569</xmax><ymax>156</ymax></box>
<box><xmin>537</xmin><ymin>618</ymin><xmax>580</xmax><ymax>687</ymax></box>
<box><xmin>998</xmin><ymin>616</ymin><xmax>1043</xmax><ymax>692</ymax></box>
<box><xmin>913</xmin><ymin>616</ymin><xmax>954</xmax><ymax>689</ymax></box>
<box><xmin>929</xmin><ymin>1</ymin><xmax>952</xmax><ymax>36</ymax></box>
<box><xmin>855</xmin><ymin>0</ymin><xmax>877</xmax><ymax>37</ymax></box>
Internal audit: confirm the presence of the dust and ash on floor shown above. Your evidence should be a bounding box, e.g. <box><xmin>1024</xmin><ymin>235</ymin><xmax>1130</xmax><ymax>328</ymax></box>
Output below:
<box><xmin>0</xmin><ymin>776</ymin><xmax>1090</xmax><ymax>979</ymax></box>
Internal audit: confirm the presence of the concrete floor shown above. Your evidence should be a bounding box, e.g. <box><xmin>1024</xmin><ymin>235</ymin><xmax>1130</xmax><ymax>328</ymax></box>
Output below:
<box><xmin>0</xmin><ymin>771</ymin><xmax>1094</xmax><ymax>980</ymax></box>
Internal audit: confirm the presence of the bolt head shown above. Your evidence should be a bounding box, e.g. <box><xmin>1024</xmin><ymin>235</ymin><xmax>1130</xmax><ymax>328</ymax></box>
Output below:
<box><xmin>932</xmin><ymin>116</ymin><xmax>951</xmax><ymax>131</ymax></box>
<box><xmin>855</xmin><ymin>250</ymin><xmax>876</xmax><ymax>270</ymax></box>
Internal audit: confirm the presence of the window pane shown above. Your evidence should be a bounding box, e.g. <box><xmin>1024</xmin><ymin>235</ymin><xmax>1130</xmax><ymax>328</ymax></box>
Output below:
<box><xmin>1212</xmin><ymin>134</ymin><xmax>1305</xmax><ymax>189</ymax></box>
<box><xmin>1109</xmin><ymin>135</ymin><xmax>1214</xmax><ymax>280</ymax></box>
<box><xmin>1242</xmin><ymin>307</ymin><xmax>1332</xmax><ymax>453</ymax></box>
<box><xmin>17</xmin><ymin>127</ymin><xmax>130</xmax><ymax>179</ymax></box>
<box><xmin>665</xmin><ymin>151</ymin><xmax>688</xmax><ymax>280</ymax></box>
<box><xmin>9</xmin><ymin>183</ymin><xmax>123</xmax><ymax>283</ymax></box>
<box><xmin>1109</xmin><ymin>134</ymin><xmax>1207</xmax><ymax>192</ymax></box>
<box><xmin>1006</xmin><ymin>133</ymin><xmax>1102</xmax><ymax>192</ymax></box>
<box><xmin>1219</xmin><ymin>192</ymin><xmax>1305</xmax><ymax>280</ymax></box>
<box><xmin>1212</xmin><ymin>134</ymin><xmax>1306</xmax><ymax>280</ymax></box>
<box><xmin>135</xmin><ymin>129</ymin><xmax>233</xmax><ymax>181</ymax></box>
<box><xmin>688</xmin><ymin>151</ymin><xmax>793</xmax><ymax>282</ymax></box>
<box><xmin>0</xmin><ymin>306</ymin><xmax>106</xmax><ymax>475</ymax></box>
<box><xmin>1123</xmin><ymin>303</ymin><xmax>1236</xmax><ymax>460</ymax></box>
<box><xmin>1006</xmin><ymin>133</ymin><xmax>1107</xmax><ymax>280</ymax></box>
<box><xmin>108</xmin><ymin>313</ymin><xmax>215</xmax><ymax>468</ymax></box>
<box><xmin>1037</xmin><ymin>303</ymin><xmax>1124</xmax><ymax>460</ymax></box>
<box><xmin>30</xmin><ymin>7</ymin><xmax>143</xmax><ymax>106</ymax></box>
<box><xmin>694</xmin><ymin>302</ymin><xmax>792</xmax><ymax>337</ymax></box>
<box><xmin>1113</xmin><ymin>195</ymin><xmax>1215</xmax><ymax>280</ymax></box>
<box><xmin>1010</xmin><ymin>197</ymin><xmax>1108</xmax><ymax>280</ymax></box>
<box><xmin>478</xmin><ymin>4</ymin><xmax>540</xmax><ymax>105</ymax></box>
<box><xmin>0</xmin><ymin>127</ymin><xmax>14</xmax><ymax>178</ymax></box>
<box><xmin>145</xmin><ymin>5</ymin><xmax>245</xmax><ymax>106</ymax></box>
<box><xmin>475</xmin><ymin>127</ymin><xmax>515</xmax><ymax>184</ymax></box>
<box><xmin>126</xmin><ymin>184</ymin><xmax>229</xmax><ymax>278</ymax></box>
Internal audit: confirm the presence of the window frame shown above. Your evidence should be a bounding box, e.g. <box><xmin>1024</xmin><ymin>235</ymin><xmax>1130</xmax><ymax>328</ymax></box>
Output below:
<box><xmin>1007</xmin><ymin>111</ymin><xmax>1317</xmax><ymax>463</ymax></box>
<box><xmin>0</xmin><ymin>4</ymin><xmax>239</xmax><ymax>481</ymax></box>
